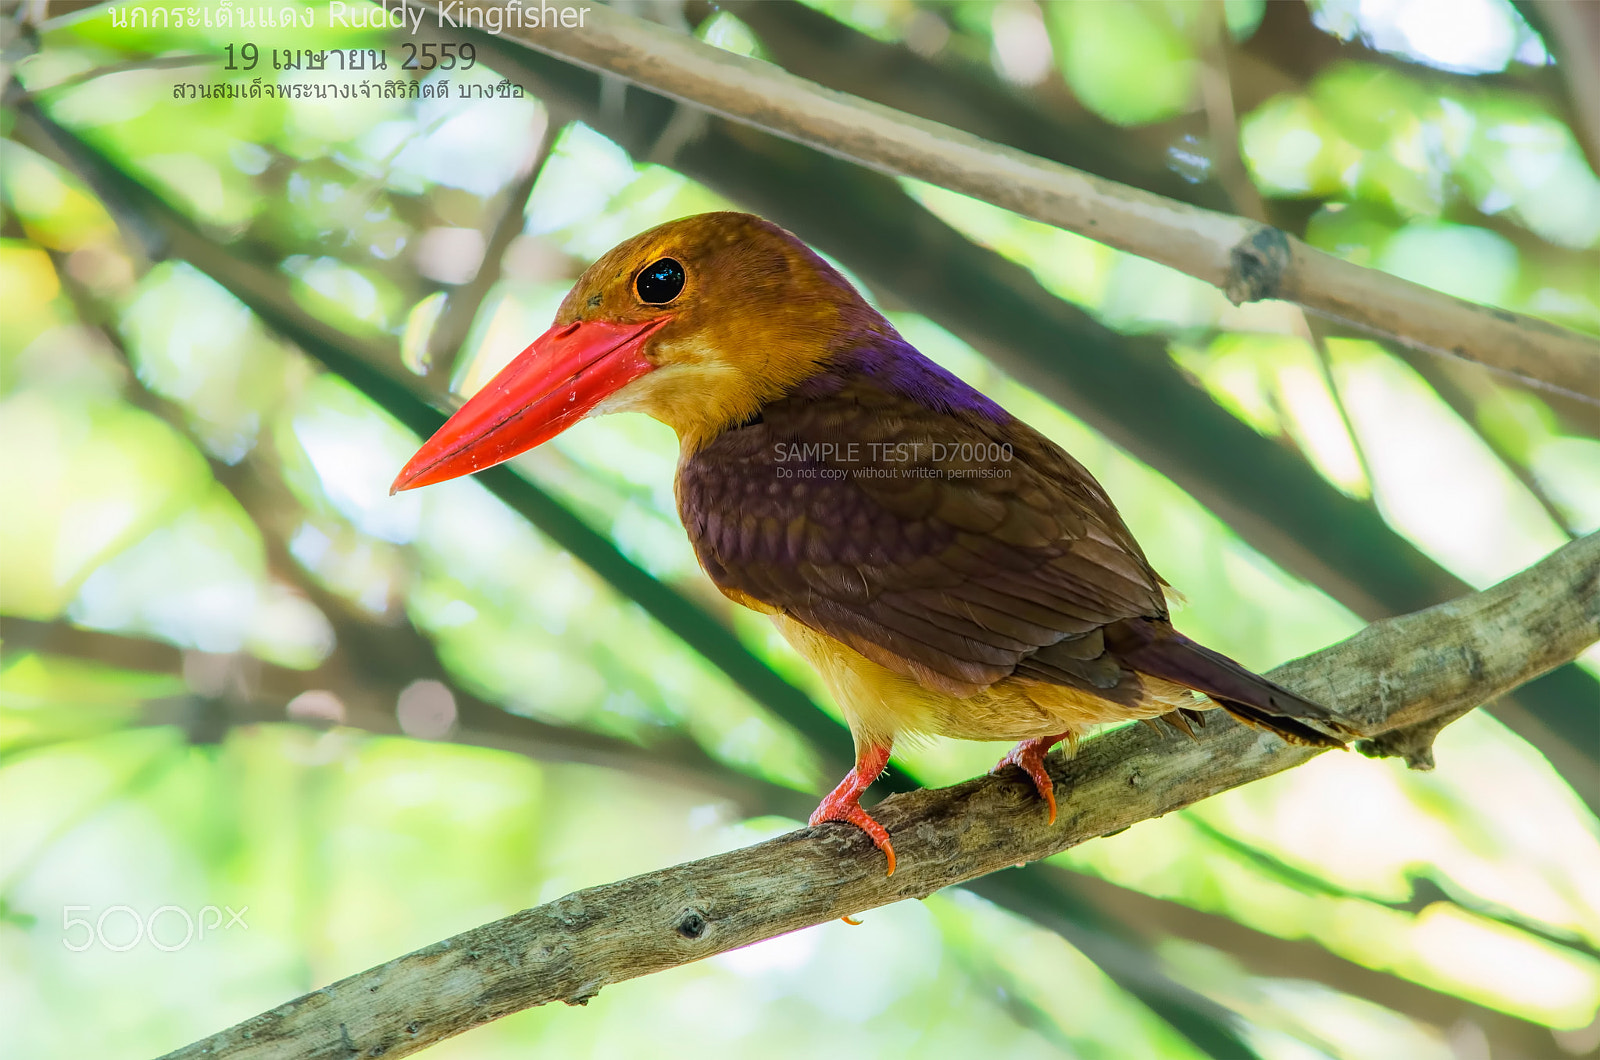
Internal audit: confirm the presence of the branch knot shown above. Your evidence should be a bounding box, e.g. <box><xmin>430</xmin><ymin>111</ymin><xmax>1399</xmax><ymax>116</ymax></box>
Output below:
<box><xmin>1225</xmin><ymin>225</ymin><xmax>1291</xmax><ymax>305</ymax></box>
<box><xmin>674</xmin><ymin>909</ymin><xmax>709</xmax><ymax>940</ymax></box>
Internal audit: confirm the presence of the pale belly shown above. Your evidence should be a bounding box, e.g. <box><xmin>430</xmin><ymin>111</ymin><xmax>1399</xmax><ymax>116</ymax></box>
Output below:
<box><xmin>770</xmin><ymin>613</ymin><xmax>1193</xmax><ymax>748</ymax></box>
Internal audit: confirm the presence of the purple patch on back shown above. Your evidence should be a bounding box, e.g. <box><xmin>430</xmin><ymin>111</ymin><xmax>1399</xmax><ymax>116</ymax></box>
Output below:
<box><xmin>798</xmin><ymin>333</ymin><xmax>1010</xmax><ymax>422</ymax></box>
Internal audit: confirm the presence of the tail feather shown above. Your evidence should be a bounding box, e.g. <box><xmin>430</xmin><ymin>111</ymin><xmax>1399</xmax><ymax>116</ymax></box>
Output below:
<box><xmin>1106</xmin><ymin>619</ymin><xmax>1351</xmax><ymax>748</ymax></box>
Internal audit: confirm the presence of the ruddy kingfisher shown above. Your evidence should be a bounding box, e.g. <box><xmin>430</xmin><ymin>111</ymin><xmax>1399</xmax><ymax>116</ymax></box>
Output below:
<box><xmin>393</xmin><ymin>212</ymin><xmax>1350</xmax><ymax>875</ymax></box>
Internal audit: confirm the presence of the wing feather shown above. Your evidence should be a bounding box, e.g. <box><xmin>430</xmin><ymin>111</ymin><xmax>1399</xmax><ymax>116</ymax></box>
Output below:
<box><xmin>677</xmin><ymin>361</ymin><xmax>1166</xmax><ymax>696</ymax></box>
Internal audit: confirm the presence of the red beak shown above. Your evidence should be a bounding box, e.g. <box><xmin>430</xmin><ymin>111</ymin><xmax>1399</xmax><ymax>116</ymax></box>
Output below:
<box><xmin>391</xmin><ymin>316</ymin><xmax>670</xmax><ymax>494</ymax></box>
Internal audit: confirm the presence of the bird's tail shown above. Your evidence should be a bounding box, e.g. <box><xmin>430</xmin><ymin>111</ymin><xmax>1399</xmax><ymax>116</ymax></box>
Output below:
<box><xmin>1106</xmin><ymin>619</ymin><xmax>1351</xmax><ymax>748</ymax></box>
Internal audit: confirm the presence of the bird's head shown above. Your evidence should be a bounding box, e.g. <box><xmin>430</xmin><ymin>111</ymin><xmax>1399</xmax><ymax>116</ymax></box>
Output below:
<box><xmin>392</xmin><ymin>211</ymin><xmax>882</xmax><ymax>493</ymax></box>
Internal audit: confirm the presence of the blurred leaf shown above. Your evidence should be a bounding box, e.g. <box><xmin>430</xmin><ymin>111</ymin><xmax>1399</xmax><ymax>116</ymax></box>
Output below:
<box><xmin>1047</xmin><ymin>2</ymin><xmax>1198</xmax><ymax>126</ymax></box>
<box><xmin>0</xmin><ymin>391</ymin><xmax>212</xmax><ymax>618</ymax></box>
<box><xmin>0</xmin><ymin>652</ymin><xmax>180</xmax><ymax>754</ymax></box>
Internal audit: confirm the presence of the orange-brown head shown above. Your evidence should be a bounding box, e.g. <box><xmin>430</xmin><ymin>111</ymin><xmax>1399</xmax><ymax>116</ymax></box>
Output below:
<box><xmin>392</xmin><ymin>212</ymin><xmax>887</xmax><ymax>493</ymax></box>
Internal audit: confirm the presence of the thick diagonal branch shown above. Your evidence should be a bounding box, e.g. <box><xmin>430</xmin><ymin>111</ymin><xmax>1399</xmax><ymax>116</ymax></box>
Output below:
<box><xmin>432</xmin><ymin>0</ymin><xmax>1600</xmax><ymax>403</ymax></box>
<box><xmin>156</xmin><ymin>531</ymin><xmax>1600</xmax><ymax>1060</ymax></box>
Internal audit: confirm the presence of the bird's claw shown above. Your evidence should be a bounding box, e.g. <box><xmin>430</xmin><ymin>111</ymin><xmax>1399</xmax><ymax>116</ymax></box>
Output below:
<box><xmin>994</xmin><ymin>736</ymin><xmax>1067</xmax><ymax>824</ymax></box>
<box><xmin>810</xmin><ymin>797</ymin><xmax>897</xmax><ymax>876</ymax></box>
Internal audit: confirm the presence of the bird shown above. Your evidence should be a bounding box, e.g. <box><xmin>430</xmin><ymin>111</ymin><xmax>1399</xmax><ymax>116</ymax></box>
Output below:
<box><xmin>393</xmin><ymin>211</ymin><xmax>1351</xmax><ymax>876</ymax></box>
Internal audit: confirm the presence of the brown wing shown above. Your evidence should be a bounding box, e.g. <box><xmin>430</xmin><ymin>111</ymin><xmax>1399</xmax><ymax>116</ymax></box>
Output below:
<box><xmin>676</xmin><ymin>364</ymin><xmax>1167</xmax><ymax>698</ymax></box>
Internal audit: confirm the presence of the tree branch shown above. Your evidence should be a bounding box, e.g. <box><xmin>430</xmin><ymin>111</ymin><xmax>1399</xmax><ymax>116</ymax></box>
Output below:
<box><xmin>725</xmin><ymin>1</ymin><xmax>1600</xmax><ymax>439</ymax></box>
<box><xmin>716</xmin><ymin>0</ymin><xmax>1236</xmax><ymax>215</ymax></box>
<box><xmin>13</xmin><ymin>615</ymin><xmax>1559</xmax><ymax>1059</ymax></box>
<box><xmin>155</xmin><ymin>531</ymin><xmax>1600</xmax><ymax>1060</ymax></box>
<box><xmin>15</xmin><ymin>29</ymin><xmax>1600</xmax><ymax>1056</ymax></box>
<box><xmin>445</xmin><ymin>0</ymin><xmax>1600</xmax><ymax>403</ymax></box>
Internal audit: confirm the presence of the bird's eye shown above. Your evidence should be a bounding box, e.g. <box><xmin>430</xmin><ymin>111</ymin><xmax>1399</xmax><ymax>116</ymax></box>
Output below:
<box><xmin>635</xmin><ymin>258</ymin><xmax>685</xmax><ymax>304</ymax></box>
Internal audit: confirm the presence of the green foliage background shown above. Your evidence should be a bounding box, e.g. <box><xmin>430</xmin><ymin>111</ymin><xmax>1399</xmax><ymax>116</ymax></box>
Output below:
<box><xmin>1</xmin><ymin>1</ymin><xmax>1597</xmax><ymax>1058</ymax></box>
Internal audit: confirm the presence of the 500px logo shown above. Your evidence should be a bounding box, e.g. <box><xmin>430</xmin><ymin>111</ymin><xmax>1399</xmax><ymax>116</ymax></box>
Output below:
<box><xmin>61</xmin><ymin>905</ymin><xmax>247</xmax><ymax>952</ymax></box>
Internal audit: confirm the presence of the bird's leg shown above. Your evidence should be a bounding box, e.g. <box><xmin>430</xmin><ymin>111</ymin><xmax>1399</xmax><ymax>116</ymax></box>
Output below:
<box><xmin>809</xmin><ymin>741</ymin><xmax>896</xmax><ymax>876</ymax></box>
<box><xmin>993</xmin><ymin>732</ymin><xmax>1072</xmax><ymax>824</ymax></box>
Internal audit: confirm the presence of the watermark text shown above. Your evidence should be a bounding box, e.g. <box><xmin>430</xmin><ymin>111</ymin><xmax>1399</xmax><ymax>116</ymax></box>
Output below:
<box><xmin>62</xmin><ymin>904</ymin><xmax>248</xmax><ymax>952</ymax></box>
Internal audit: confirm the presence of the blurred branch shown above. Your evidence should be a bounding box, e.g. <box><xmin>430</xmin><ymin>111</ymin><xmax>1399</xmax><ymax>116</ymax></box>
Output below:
<box><xmin>13</xmin><ymin>52</ymin><xmax>210</xmax><ymax>94</ymax></box>
<box><xmin>1053</xmin><ymin>864</ymin><xmax>1575</xmax><ymax>1060</ymax></box>
<box><xmin>464</xmin><ymin>0</ymin><xmax>1600</xmax><ymax>403</ymax></box>
<box><xmin>1185</xmin><ymin>815</ymin><xmax>1600</xmax><ymax>964</ymax></box>
<box><xmin>1197</xmin><ymin>3</ymin><xmax>1375</xmax><ymax>501</ymax></box>
<box><xmin>421</xmin><ymin>113</ymin><xmax>566</xmax><ymax>386</ymax></box>
<box><xmin>155</xmin><ymin>531</ymin><xmax>1600</xmax><ymax>1059</ymax></box>
<box><xmin>1</xmin><ymin>611</ymin><xmax>799</xmax><ymax>813</ymax></box>
<box><xmin>1234</xmin><ymin>1</ymin><xmax>1572</xmax><ymax>117</ymax></box>
<box><xmin>1395</xmin><ymin>349</ymin><xmax>1581</xmax><ymax>538</ymax></box>
<box><xmin>1523</xmin><ymin>1</ymin><xmax>1600</xmax><ymax>179</ymax></box>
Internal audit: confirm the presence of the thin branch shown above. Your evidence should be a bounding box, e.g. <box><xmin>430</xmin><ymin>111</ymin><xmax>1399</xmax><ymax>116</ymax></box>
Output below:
<box><xmin>421</xmin><ymin>113</ymin><xmax>566</xmax><ymax>386</ymax></box>
<box><xmin>442</xmin><ymin>0</ymin><xmax>1600</xmax><ymax>404</ymax></box>
<box><xmin>155</xmin><ymin>531</ymin><xmax>1600</xmax><ymax>1060</ymax></box>
<box><xmin>1204</xmin><ymin>16</ymin><xmax>1577</xmax><ymax>534</ymax></box>
<box><xmin>1394</xmin><ymin>349</ymin><xmax>1582</xmax><ymax>538</ymax></box>
<box><xmin>1053</xmin><ymin>866</ymin><xmax>1571</xmax><ymax>1060</ymax></box>
<box><xmin>1196</xmin><ymin>2</ymin><xmax>1265</xmax><ymax>223</ymax></box>
<box><xmin>1185</xmin><ymin>815</ymin><xmax>1600</xmax><ymax>964</ymax></box>
<box><xmin>1197</xmin><ymin>4</ymin><xmax>1375</xmax><ymax>500</ymax></box>
<box><xmin>1200</xmin><ymin>14</ymin><xmax>1579</xmax><ymax>548</ymax></box>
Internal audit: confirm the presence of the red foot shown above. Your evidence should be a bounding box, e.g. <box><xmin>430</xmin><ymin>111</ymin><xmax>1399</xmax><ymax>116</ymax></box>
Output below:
<box><xmin>994</xmin><ymin>733</ymin><xmax>1070</xmax><ymax>824</ymax></box>
<box><xmin>809</xmin><ymin>742</ymin><xmax>896</xmax><ymax>876</ymax></box>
